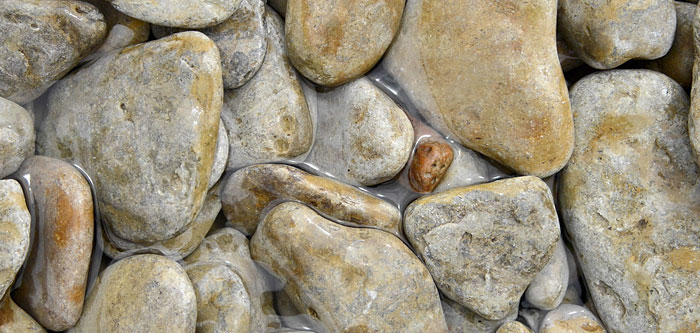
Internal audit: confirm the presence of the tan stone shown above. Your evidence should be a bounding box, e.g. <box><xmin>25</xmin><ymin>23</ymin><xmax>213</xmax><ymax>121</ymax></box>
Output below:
<box><xmin>540</xmin><ymin>304</ymin><xmax>605</xmax><ymax>333</ymax></box>
<box><xmin>107</xmin><ymin>0</ymin><xmax>241</xmax><ymax>28</ymax></box>
<box><xmin>286</xmin><ymin>0</ymin><xmax>405</xmax><ymax>86</ymax></box>
<box><xmin>689</xmin><ymin>4</ymin><xmax>700</xmax><ymax>165</ymax></box>
<box><xmin>0</xmin><ymin>179</ymin><xmax>30</xmax><ymax>300</ymax></box>
<box><xmin>383</xmin><ymin>0</ymin><xmax>573</xmax><ymax>177</ymax></box>
<box><xmin>13</xmin><ymin>157</ymin><xmax>93</xmax><ymax>331</ymax></box>
<box><xmin>251</xmin><ymin>202</ymin><xmax>447</xmax><ymax>332</ymax></box>
<box><xmin>0</xmin><ymin>295</ymin><xmax>46</xmax><ymax>333</ymax></box>
<box><xmin>409</xmin><ymin>139</ymin><xmax>454</xmax><ymax>193</ymax></box>
<box><xmin>497</xmin><ymin>321</ymin><xmax>534</xmax><ymax>333</ymax></box>
<box><xmin>645</xmin><ymin>2</ymin><xmax>695</xmax><ymax>89</ymax></box>
<box><xmin>0</xmin><ymin>97</ymin><xmax>34</xmax><ymax>179</ymax></box>
<box><xmin>221</xmin><ymin>163</ymin><xmax>401</xmax><ymax>236</ymax></box>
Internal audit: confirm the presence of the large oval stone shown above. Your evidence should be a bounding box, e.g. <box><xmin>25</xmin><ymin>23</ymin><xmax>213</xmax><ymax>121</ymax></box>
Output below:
<box><xmin>107</xmin><ymin>0</ymin><xmax>241</xmax><ymax>28</ymax></box>
<box><xmin>37</xmin><ymin>32</ymin><xmax>223</xmax><ymax>244</ymax></box>
<box><xmin>383</xmin><ymin>0</ymin><xmax>573</xmax><ymax>177</ymax></box>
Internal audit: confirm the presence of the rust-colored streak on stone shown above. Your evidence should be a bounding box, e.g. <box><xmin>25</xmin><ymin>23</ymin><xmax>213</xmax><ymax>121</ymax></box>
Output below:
<box><xmin>409</xmin><ymin>140</ymin><xmax>454</xmax><ymax>193</ymax></box>
<box><xmin>0</xmin><ymin>296</ymin><xmax>13</xmax><ymax>326</ymax></box>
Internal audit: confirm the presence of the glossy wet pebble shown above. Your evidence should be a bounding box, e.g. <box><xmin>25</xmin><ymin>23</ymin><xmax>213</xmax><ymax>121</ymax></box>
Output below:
<box><xmin>0</xmin><ymin>97</ymin><xmax>34</xmax><ymax>178</ymax></box>
<box><xmin>539</xmin><ymin>304</ymin><xmax>605</xmax><ymax>333</ymax></box>
<box><xmin>0</xmin><ymin>180</ymin><xmax>30</xmax><ymax>300</ymax></box>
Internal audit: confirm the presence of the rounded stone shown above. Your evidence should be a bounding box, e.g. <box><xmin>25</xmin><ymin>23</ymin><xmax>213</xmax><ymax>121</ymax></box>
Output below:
<box><xmin>409</xmin><ymin>139</ymin><xmax>454</xmax><ymax>193</ymax></box>
<box><xmin>497</xmin><ymin>321</ymin><xmax>534</xmax><ymax>333</ymax></box>
<box><xmin>645</xmin><ymin>2</ymin><xmax>695</xmax><ymax>89</ymax></box>
<box><xmin>0</xmin><ymin>180</ymin><xmax>30</xmax><ymax>301</ymax></box>
<box><xmin>0</xmin><ymin>97</ymin><xmax>34</xmax><ymax>179</ymax></box>
<box><xmin>107</xmin><ymin>0</ymin><xmax>242</xmax><ymax>28</ymax></box>
<box><xmin>539</xmin><ymin>304</ymin><xmax>605</xmax><ymax>333</ymax></box>
<box><xmin>524</xmin><ymin>238</ymin><xmax>569</xmax><ymax>311</ymax></box>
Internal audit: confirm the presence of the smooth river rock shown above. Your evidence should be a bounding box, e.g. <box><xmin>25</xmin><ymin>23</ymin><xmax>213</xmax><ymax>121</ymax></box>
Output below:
<box><xmin>107</xmin><ymin>0</ymin><xmax>241</xmax><ymax>28</ymax></box>
<box><xmin>286</xmin><ymin>0</ymin><xmax>405</xmax><ymax>86</ymax></box>
<box><xmin>0</xmin><ymin>295</ymin><xmax>45</xmax><ymax>333</ymax></box>
<box><xmin>307</xmin><ymin>77</ymin><xmax>413</xmax><ymax>186</ymax></box>
<box><xmin>251</xmin><ymin>202</ymin><xmax>448</xmax><ymax>332</ymax></box>
<box><xmin>539</xmin><ymin>304</ymin><xmax>605</xmax><ymax>333</ymax></box>
<box><xmin>404</xmin><ymin>176</ymin><xmax>560</xmax><ymax>320</ymax></box>
<box><xmin>152</xmin><ymin>0</ymin><xmax>267</xmax><ymax>89</ymax></box>
<box><xmin>83</xmin><ymin>0</ymin><xmax>150</xmax><ymax>56</ymax></box>
<box><xmin>0</xmin><ymin>180</ymin><xmax>30</xmax><ymax>300</ymax></box>
<box><xmin>184</xmin><ymin>228</ymin><xmax>269</xmax><ymax>332</ymax></box>
<box><xmin>222</xmin><ymin>7</ymin><xmax>313</xmax><ymax>170</ymax></box>
<box><xmin>560</xmin><ymin>70</ymin><xmax>700</xmax><ymax>332</ymax></box>
<box><xmin>558</xmin><ymin>0</ymin><xmax>676</xmax><ymax>69</ymax></box>
<box><xmin>409</xmin><ymin>139</ymin><xmax>454</xmax><ymax>193</ymax></box>
<box><xmin>221</xmin><ymin>163</ymin><xmax>401</xmax><ymax>236</ymax></box>
<box><xmin>645</xmin><ymin>2</ymin><xmax>695</xmax><ymax>89</ymax></box>
<box><xmin>70</xmin><ymin>254</ymin><xmax>197</xmax><ymax>332</ymax></box>
<box><xmin>0</xmin><ymin>98</ymin><xmax>34</xmax><ymax>178</ymax></box>
<box><xmin>497</xmin><ymin>321</ymin><xmax>533</xmax><ymax>333</ymax></box>
<box><xmin>38</xmin><ymin>31</ymin><xmax>223</xmax><ymax>243</ymax></box>
<box><xmin>13</xmin><ymin>157</ymin><xmax>93</xmax><ymax>331</ymax></box>
<box><xmin>0</xmin><ymin>0</ymin><xmax>106</xmax><ymax>104</ymax></box>
<box><xmin>524</xmin><ymin>238</ymin><xmax>569</xmax><ymax>311</ymax></box>
<box><xmin>383</xmin><ymin>0</ymin><xmax>573</xmax><ymax>177</ymax></box>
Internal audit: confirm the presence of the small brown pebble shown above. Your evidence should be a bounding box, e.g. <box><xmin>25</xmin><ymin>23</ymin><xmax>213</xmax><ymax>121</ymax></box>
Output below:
<box><xmin>409</xmin><ymin>140</ymin><xmax>454</xmax><ymax>193</ymax></box>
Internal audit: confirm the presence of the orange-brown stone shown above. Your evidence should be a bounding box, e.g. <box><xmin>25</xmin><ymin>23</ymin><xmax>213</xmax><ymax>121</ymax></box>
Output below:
<box><xmin>409</xmin><ymin>140</ymin><xmax>454</xmax><ymax>193</ymax></box>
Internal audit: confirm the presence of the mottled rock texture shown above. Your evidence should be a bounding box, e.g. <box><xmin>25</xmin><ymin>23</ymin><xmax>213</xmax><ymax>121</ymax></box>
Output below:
<box><xmin>525</xmin><ymin>239</ymin><xmax>569</xmax><ymax>311</ymax></box>
<box><xmin>561</xmin><ymin>70</ymin><xmax>700</xmax><ymax>332</ymax></box>
<box><xmin>252</xmin><ymin>202</ymin><xmax>448</xmax><ymax>332</ymax></box>
<box><xmin>442</xmin><ymin>298</ymin><xmax>517</xmax><ymax>333</ymax></box>
<box><xmin>540</xmin><ymin>304</ymin><xmax>605</xmax><ymax>333</ymax></box>
<box><xmin>0</xmin><ymin>0</ymin><xmax>106</xmax><ymax>104</ymax></box>
<box><xmin>409</xmin><ymin>139</ymin><xmax>454</xmax><ymax>193</ymax></box>
<box><xmin>107</xmin><ymin>0</ymin><xmax>241</xmax><ymax>28</ymax></box>
<box><xmin>383</xmin><ymin>0</ymin><xmax>573</xmax><ymax>177</ymax></box>
<box><xmin>0</xmin><ymin>180</ymin><xmax>30</xmax><ymax>300</ymax></box>
<box><xmin>689</xmin><ymin>4</ymin><xmax>700</xmax><ymax>166</ymax></box>
<box><xmin>404</xmin><ymin>176</ymin><xmax>560</xmax><ymax>320</ymax></box>
<box><xmin>38</xmin><ymin>32</ymin><xmax>222</xmax><ymax>244</ymax></box>
<box><xmin>645</xmin><ymin>2</ymin><xmax>695</xmax><ymax>89</ymax></box>
<box><xmin>497</xmin><ymin>321</ymin><xmax>533</xmax><ymax>333</ymax></box>
<box><xmin>0</xmin><ymin>98</ymin><xmax>34</xmax><ymax>178</ymax></box>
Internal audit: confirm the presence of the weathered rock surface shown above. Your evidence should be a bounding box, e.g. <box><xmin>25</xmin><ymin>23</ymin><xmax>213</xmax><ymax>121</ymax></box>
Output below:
<box><xmin>0</xmin><ymin>295</ymin><xmax>46</xmax><ymax>333</ymax></box>
<box><xmin>307</xmin><ymin>77</ymin><xmax>413</xmax><ymax>186</ymax></box>
<box><xmin>222</xmin><ymin>7</ymin><xmax>312</xmax><ymax>170</ymax></box>
<box><xmin>13</xmin><ymin>157</ymin><xmax>93</xmax><ymax>331</ymax></box>
<box><xmin>209</xmin><ymin>122</ymin><xmax>229</xmax><ymax>188</ymax></box>
<box><xmin>497</xmin><ymin>321</ymin><xmax>533</xmax><ymax>333</ymax></box>
<box><xmin>152</xmin><ymin>0</ymin><xmax>267</xmax><ymax>89</ymax></box>
<box><xmin>383</xmin><ymin>0</ymin><xmax>573</xmax><ymax>177</ymax></box>
<box><xmin>558</xmin><ymin>0</ymin><xmax>676</xmax><ymax>69</ymax></box>
<box><xmin>404</xmin><ymin>176</ymin><xmax>560</xmax><ymax>320</ymax></box>
<box><xmin>0</xmin><ymin>98</ymin><xmax>34</xmax><ymax>178</ymax></box>
<box><xmin>38</xmin><ymin>31</ymin><xmax>222</xmax><ymax>244</ymax></box>
<box><xmin>286</xmin><ymin>0</ymin><xmax>405</xmax><ymax>86</ymax></box>
<box><xmin>645</xmin><ymin>2</ymin><xmax>695</xmax><ymax>89</ymax></box>
<box><xmin>0</xmin><ymin>0</ymin><xmax>106</xmax><ymax>104</ymax></box>
<box><xmin>690</xmin><ymin>5</ymin><xmax>700</xmax><ymax>165</ymax></box>
<box><xmin>184</xmin><ymin>228</ymin><xmax>269</xmax><ymax>332</ymax></box>
<box><xmin>252</xmin><ymin>202</ymin><xmax>448</xmax><ymax>332</ymax></box>
<box><xmin>108</xmin><ymin>0</ymin><xmax>241</xmax><ymax>28</ymax></box>
<box><xmin>442</xmin><ymin>298</ymin><xmax>517</xmax><ymax>333</ymax></box>
<box><xmin>83</xmin><ymin>0</ymin><xmax>150</xmax><ymax>55</ymax></box>
<box><xmin>221</xmin><ymin>163</ymin><xmax>401</xmax><ymax>236</ymax></box>
<box><xmin>0</xmin><ymin>180</ymin><xmax>30</xmax><ymax>300</ymax></box>
<box><xmin>539</xmin><ymin>304</ymin><xmax>605</xmax><ymax>333</ymax></box>
<box><xmin>560</xmin><ymin>70</ymin><xmax>700</xmax><ymax>332</ymax></box>
<box><xmin>409</xmin><ymin>139</ymin><xmax>454</xmax><ymax>193</ymax></box>
<box><xmin>525</xmin><ymin>238</ymin><xmax>569</xmax><ymax>311</ymax></box>
<box><xmin>70</xmin><ymin>254</ymin><xmax>197</xmax><ymax>332</ymax></box>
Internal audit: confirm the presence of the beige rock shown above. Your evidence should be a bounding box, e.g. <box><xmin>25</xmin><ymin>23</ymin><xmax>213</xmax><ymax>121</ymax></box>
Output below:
<box><xmin>0</xmin><ymin>295</ymin><xmax>46</xmax><ymax>333</ymax></box>
<box><xmin>221</xmin><ymin>163</ymin><xmax>401</xmax><ymax>236</ymax></box>
<box><xmin>0</xmin><ymin>179</ymin><xmax>30</xmax><ymax>300</ymax></box>
<box><xmin>286</xmin><ymin>0</ymin><xmax>405</xmax><ymax>86</ymax></box>
<box><xmin>38</xmin><ymin>32</ymin><xmax>222</xmax><ymax>243</ymax></box>
<box><xmin>561</xmin><ymin>70</ymin><xmax>700</xmax><ymax>332</ymax></box>
<box><xmin>558</xmin><ymin>0</ymin><xmax>676</xmax><ymax>69</ymax></box>
<box><xmin>0</xmin><ymin>97</ymin><xmax>34</xmax><ymax>178</ymax></box>
<box><xmin>497</xmin><ymin>321</ymin><xmax>534</xmax><ymax>333</ymax></box>
<box><xmin>540</xmin><ymin>304</ymin><xmax>605</xmax><ymax>333</ymax></box>
<box><xmin>442</xmin><ymin>298</ymin><xmax>517</xmax><ymax>333</ymax></box>
<box><xmin>525</xmin><ymin>238</ymin><xmax>569</xmax><ymax>311</ymax></box>
<box><xmin>251</xmin><ymin>202</ymin><xmax>448</xmax><ymax>332</ymax></box>
<box><xmin>383</xmin><ymin>0</ymin><xmax>573</xmax><ymax>177</ymax></box>
<box><xmin>645</xmin><ymin>2</ymin><xmax>695</xmax><ymax>89</ymax></box>
<box><xmin>221</xmin><ymin>7</ymin><xmax>313</xmax><ymax>170</ymax></box>
<box><xmin>107</xmin><ymin>0</ymin><xmax>241</xmax><ymax>28</ymax></box>
<box><xmin>70</xmin><ymin>254</ymin><xmax>197</xmax><ymax>332</ymax></box>
<box><xmin>83</xmin><ymin>0</ymin><xmax>150</xmax><ymax>55</ymax></box>
<box><xmin>209</xmin><ymin>122</ymin><xmax>228</xmax><ymax>188</ymax></box>
<box><xmin>404</xmin><ymin>176</ymin><xmax>560</xmax><ymax>320</ymax></box>
<box><xmin>13</xmin><ymin>157</ymin><xmax>93</xmax><ymax>331</ymax></box>
<box><xmin>0</xmin><ymin>0</ymin><xmax>106</xmax><ymax>104</ymax></box>
<box><xmin>690</xmin><ymin>4</ymin><xmax>700</xmax><ymax>165</ymax></box>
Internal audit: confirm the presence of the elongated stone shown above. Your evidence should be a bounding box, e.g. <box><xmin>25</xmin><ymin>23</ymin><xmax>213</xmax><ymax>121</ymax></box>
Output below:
<box><xmin>251</xmin><ymin>202</ymin><xmax>448</xmax><ymax>332</ymax></box>
<box><xmin>525</xmin><ymin>238</ymin><xmax>569</xmax><ymax>311</ymax></box>
<box><xmin>0</xmin><ymin>180</ymin><xmax>30</xmax><ymax>301</ymax></box>
<box><xmin>0</xmin><ymin>98</ymin><xmax>34</xmax><ymax>178</ymax></box>
<box><xmin>13</xmin><ymin>157</ymin><xmax>93</xmax><ymax>331</ymax></box>
<box><xmin>561</xmin><ymin>70</ymin><xmax>700</xmax><ymax>332</ymax></box>
<box><xmin>107</xmin><ymin>0</ymin><xmax>241</xmax><ymax>28</ymax></box>
<box><xmin>38</xmin><ymin>31</ymin><xmax>223</xmax><ymax>243</ymax></box>
<box><xmin>0</xmin><ymin>0</ymin><xmax>106</xmax><ymax>104</ymax></box>
<box><xmin>404</xmin><ymin>176</ymin><xmax>560</xmax><ymax>320</ymax></box>
<box><xmin>221</xmin><ymin>7</ymin><xmax>312</xmax><ymax>170</ymax></box>
<box><xmin>383</xmin><ymin>0</ymin><xmax>573</xmax><ymax>177</ymax></box>
<box><xmin>221</xmin><ymin>163</ymin><xmax>401</xmax><ymax>236</ymax></box>
<box><xmin>689</xmin><ymin>4</ymin><xmax>700</xmax><ymax>165</ymax></box>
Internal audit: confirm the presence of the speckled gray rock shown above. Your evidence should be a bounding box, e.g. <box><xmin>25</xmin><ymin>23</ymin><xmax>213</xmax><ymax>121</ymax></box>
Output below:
<box><xmin>83</xmin><ymin>0</ymin><xmax>150</xmax><ymax>56</ymax></box>
<box><xmin>107</xmin><ymin>0</ymin><xmax>241</xmax><ymax>28</ymax></box>
<box><xmin>0</xmin><ymin>180</ymin><xmax>30</xmax><ymax>301</ymax></box>
<box><xmin>525</xmin><ymin>239</ymin><xmax>569</xmax><ymax>311</ymax></box>
<box><xmin>209</xmin><ymin>122</ymin><xmax>228</xmax><ymax>188</ymax></box>
<box><xmin>558</xmin><ymin>0</ymin><xmax>676</xmax><ymax>69</ymax></box>
<box><xmin>645</xmin><ymin>2</ymin><xmax>695</xmax><ymax>89</ymax></box>
<box><xmin>37</xmin><ymin>32</ymin><xmax>223</xmax><ymax>244</ymax></box>
<box><xmin>690</xmin><ymin>4</ymin><xmax>700</xmax><ymax>166</ymax></box>
<box><xmin>222</xmin><ymin>7</ymin><xmax>312</xmax><ymax>170</ymax></box>
<box><xmin>442</xmin><ymin>298</ymin><xmax>517</xmax><ymax>333</ymax></box>
<box><xmin>221</xmin><ymin>163</ymin><xmax>401</xmax><ymax>236</ymax></box>
<box><xmin>0</xmin><ymin>0</ymin><xmax>106</xmax><ymax>104</ymax></box>
<box><xmin>539</xmin><ymin>304</ymin><xmax>605</xmax><ymax>333</ymax></box>
<box><xmin>70</xmin><ymin>254</ymin><xmax>197</xmax><ymax>332</ymax></box>
<box><xmin>152</xmin><ymin>0</ymin><xmax>266</xmax><ymax>89</ymax></box>
<box><xmin>184</xmin><ymin>228</ymin><xmax>270</xmax><ymax>332</ymax></box>
<box><xmin>0</xmin><ymin>98</ymin><xmax>34</xmax><ymax>178</ymax></box>
<box><xmin>306</xmin><ymin>77</ymin><xmax>413</xmax><ymax>186</ymax></box>
<box><xmin>0</xmin><ymin>295</ymin><xmax>46</xmax><ymax>333</ymax></box>
<box><xmin>252</xmin><ymin>202</ymin><xmax>448</xmax><ymax>332</ymax></box>
<box><xmin>404</xmin><ymin>176</ymin><xmax>560</xmax><ymax>320</ymax></box>
<box><xmin>560</xmin><ymin>70</ymin><xmax>700</xmax><ymax>332</ymax></box>
<box><xmin>497</xmin><ymin>321</ymin><xmax>533</xmax><ymax>333</ymax></box>
<box><xmin>285</xmin><ymin>0</ymin><xmax>405</xmax><ymax>87</ymax></box>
